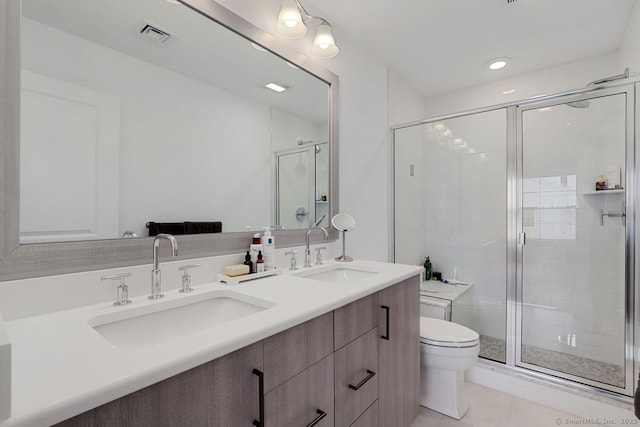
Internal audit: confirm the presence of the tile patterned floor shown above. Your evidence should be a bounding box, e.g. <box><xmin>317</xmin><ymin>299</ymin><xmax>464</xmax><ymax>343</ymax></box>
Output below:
<box><xmin>478</xmin><ymin>335</ymin><xmax>624</xmax><ymax>388</ymax></box>
<box><xmin>411</xmin><ymin>382</ymin><xmax>581</xmax><ymax>427</ymax></box>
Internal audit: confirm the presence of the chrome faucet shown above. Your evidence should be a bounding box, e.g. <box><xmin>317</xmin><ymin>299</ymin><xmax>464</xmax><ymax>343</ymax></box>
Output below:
<box><xmin>304</xmin><ymin>226</ymin><xmax>328</xmax><ymax>267</ymax></box>
<box><xmin>150</xmin><ymin>233</ymin><xmax>178</xmax><ymax>300</ymax></box>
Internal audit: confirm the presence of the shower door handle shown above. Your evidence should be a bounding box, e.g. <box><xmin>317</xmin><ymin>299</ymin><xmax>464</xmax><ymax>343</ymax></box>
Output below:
<box><xmin>518</xmin><ymin>232</ymin><xmax>526</xmax><ymax>246</ymax></box>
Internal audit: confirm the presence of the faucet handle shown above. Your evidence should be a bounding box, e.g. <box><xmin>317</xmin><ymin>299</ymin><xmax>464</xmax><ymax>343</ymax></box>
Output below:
<box><xmin>284</xmin><ymin>251</ymin><xmax>298</xmax><ymax>270</ymax></box>
<box><xmin>178</xmin><ymin>264</ymin><xmax>201</xmax><ymax>293</ymax></box>
<box><xmin>315</xmin><ymin>247</ymin><xmax>327</xmax><ymax>265</ymax></box>
<box><xmin>101</xmin><ymin>273</ymin><xmax>133</xmax><ymax>306</ymax></box>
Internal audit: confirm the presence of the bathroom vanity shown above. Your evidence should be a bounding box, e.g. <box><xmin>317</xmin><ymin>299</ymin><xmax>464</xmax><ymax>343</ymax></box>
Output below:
<box><xmin>0</xmin><ymin>261</ymin><xmax>421</xmax><ymax>427</ymax></box>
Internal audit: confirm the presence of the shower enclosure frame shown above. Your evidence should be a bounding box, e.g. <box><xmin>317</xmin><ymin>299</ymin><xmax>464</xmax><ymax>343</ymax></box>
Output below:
<box><xmin>391</xmin><ymin>80</ymin><xmax>638</xmax><ymax>400</ymax></box>
<box><xmin>274</xmin><ymin>143</ymin><xmax>325</xmax><ymax>229</ymax></box>
<box><xmin>513</xmin><ymin>84</ymin><xmax>636</xmax><ymax>397</ymax></box>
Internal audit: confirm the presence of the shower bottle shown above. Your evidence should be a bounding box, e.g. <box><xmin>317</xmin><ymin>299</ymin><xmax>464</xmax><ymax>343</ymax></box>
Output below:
<box><xmin>423</xmin><ymin>257</ymin><xmax>432</xmax><ymax>281</ymax></box>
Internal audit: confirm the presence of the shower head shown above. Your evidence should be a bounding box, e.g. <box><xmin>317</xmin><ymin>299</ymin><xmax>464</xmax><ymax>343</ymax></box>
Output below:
<box><xmin>315</xmin><ymin>145</ymin><xmax>321</xmax><ymax>154</ymax></box>
<box><xmin>566</xmin><ymin>100</ymin><xmax>590</xmax><ymax>109</ymax></box>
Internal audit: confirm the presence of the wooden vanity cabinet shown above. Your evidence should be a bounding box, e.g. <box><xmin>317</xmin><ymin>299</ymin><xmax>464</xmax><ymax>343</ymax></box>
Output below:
<box><xmin>378</xmin><ymin>276</ymin><xmax>421</xmax><ymax>427</ymax></box>
<box><xmin>56</xmin><ymin>275</ymin><xmax>420</xmax><ymax>427</ymax></box>
<box><xmin>350</xmin><ymin>400</ymin><xmax>379</xmax><ymax>427</ymax></box>
<box><xmin>264</xmin><ymin>354</ymin><xmax>335</xmax><ymax>426</ymax></box>
<box><xmin>55</xmin><ymin>341</ymin><xmax>264</xmax><ymax>427</ymax></box>
<box><xmin>263</xmin><ymin>312</ymin><xmax>335</xmax><ymax>426</ymax></box>
<box><xmin>333</xmin><ymin>293</ymin><xmax>379</xmax><ymax>427</ymax></box>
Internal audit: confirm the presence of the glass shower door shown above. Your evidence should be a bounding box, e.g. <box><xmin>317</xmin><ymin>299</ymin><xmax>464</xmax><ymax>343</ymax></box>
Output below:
<box><xmin>517</xmin><ymin>88</ymin><xmax>632</xmax><ymax>394</ymax></box>
<box><xmin>275</xmin><ymin>147</ymin><xmax>316</xmax><ymax>229</ymax></box>
<box><xmin>394</xmin><ymin>108</ymin><xmax>508</xmax><ymax>363</ymax></box>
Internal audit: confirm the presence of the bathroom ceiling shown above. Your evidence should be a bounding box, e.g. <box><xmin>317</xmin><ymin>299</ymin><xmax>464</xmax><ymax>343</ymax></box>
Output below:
<box><xmin>305</xmin><ymin>0</ymin><xmax>636</xmax><ymax>97</ymax></box>
<box><xmin>21</xmin><ymin>0</ymin><xmax>329</xmax><ymax>124</ymax></box>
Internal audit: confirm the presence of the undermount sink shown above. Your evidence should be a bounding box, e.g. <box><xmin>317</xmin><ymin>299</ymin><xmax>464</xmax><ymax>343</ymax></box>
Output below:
<box><xmin>295</xmin><ymin>265</ymin><xmax>379</xmax><ymax>284</ymax></box>
<box><xmin>89</xmin><ymin>290</ymin><xmax>274</xmax><ymax>350</ymax></box>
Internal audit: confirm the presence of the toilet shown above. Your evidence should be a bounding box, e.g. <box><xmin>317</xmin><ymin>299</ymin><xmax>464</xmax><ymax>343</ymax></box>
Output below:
<box><xmin>419</xmin><ymin>316</ymin><xmax>479</xmax><ymax>419</ymax></box>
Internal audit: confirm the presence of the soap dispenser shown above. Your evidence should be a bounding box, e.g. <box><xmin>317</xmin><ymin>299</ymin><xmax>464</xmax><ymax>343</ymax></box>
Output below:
<box><xmin>261</xmin><ymin>227</ymin><xmax>275</xmax><ymax>271</ymax></box>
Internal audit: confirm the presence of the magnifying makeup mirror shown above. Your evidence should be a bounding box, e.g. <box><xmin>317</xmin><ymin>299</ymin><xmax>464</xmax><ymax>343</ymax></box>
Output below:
<box><xmin>331</xmin><ymin>213</ymin><xmax>356</xmax><ymax>262</ymax></box>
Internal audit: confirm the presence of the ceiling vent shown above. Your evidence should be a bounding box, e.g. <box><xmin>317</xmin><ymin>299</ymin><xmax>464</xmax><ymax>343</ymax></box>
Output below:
<box><xmin>507</xmin><ymin>0</ymin><xmax>517</xmax><ymax>3</ymax></box>
<box><xmin>138</xmin><ymin>23</ymin><xmax>173</xmax><ymax>45</ymax></box>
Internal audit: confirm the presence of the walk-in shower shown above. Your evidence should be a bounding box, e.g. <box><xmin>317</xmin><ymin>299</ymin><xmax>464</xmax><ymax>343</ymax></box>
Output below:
<box><xmin>393</xmin><ymin>81</ymin><xmax>637</xmax><ymax>398</ymax></box>
<box><xmin>274</xmin><ymin>142</ymin><xmax>329</xmax><ymax>229</ymax></box>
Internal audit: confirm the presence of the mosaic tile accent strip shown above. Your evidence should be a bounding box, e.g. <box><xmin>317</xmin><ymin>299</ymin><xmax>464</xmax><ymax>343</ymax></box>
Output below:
<box><xmin>477</xmin><ymin>335</ymin><xmax>625</xmax><ymax>388</ymax></box>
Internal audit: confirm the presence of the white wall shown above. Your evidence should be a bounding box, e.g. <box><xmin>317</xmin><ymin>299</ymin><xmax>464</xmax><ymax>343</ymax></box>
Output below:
<box><xmin>22</xmin><ymin>18</ymin><xmax>272</xmax><ymax>237</ymax></box>
<box><xmin>215</xmin><ymin>0</ymin><xmax>395</xmax><ymax>262</ymax></box>
<box><xmin>388</xmin><ymin>70</ymin><xmax>429</xmax><ymax>126</ymax></box>
<box><xmin>271</xmin><ymin>109</ymin><xmax>328</xmax><ymax>152</ymax></box>
<box><xmin>421</xmin><ymin>52</ymin><xmax>623</xmax><ymax>119</ymax></box>
<box><xmin>619</xmin><ymin>0</ymin><xmax>640</xmax><ymax>72</ymax></box>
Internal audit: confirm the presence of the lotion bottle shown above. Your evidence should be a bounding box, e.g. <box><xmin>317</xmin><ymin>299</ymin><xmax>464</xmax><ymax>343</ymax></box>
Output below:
<box><xmin>261</xmin><ymin>228</ymin><xmax>276</xmax><ymax>271</ymax></box>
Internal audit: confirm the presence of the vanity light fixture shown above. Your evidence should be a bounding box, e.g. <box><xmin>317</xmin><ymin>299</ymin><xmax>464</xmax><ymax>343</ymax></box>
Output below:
<box><xmin>275</xmin><ymin>0</ymin><xmax>340</xmax><ymax>58</ymax></box>
<box><xmin>265</xmin><ymin>81</ymin><xmax>290</xmax><ymax>93</ymax></box>
<box><xmin>488</xmin><ymin>57</ymin><xmax>509</xmax><ymax>70</ymax></box>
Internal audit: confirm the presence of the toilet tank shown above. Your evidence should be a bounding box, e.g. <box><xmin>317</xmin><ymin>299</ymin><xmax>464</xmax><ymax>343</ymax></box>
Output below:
<box><xmin>420</xmin><ymin>295</ymin><xmax>451</xmax><ymax>320</ymax></box>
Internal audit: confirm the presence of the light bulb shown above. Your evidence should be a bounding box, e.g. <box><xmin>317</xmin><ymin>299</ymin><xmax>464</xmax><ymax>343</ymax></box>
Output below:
<box><xmin>311</xmin><ymin>23</ymin><xmax>339</xmax><ymax>58</ymax></box>
<box><xmin>487</xmin><ymin>57</ymin><xmax>509</xmax><ymax>70</ymax></box>
<box><xmin>284</xmin><ymin>13</ymin><xmax>299</xmax><ymax>28</ymax></box>
<box><xmin>275</xmin><ymin>0</ymin><xmax>307</xmax><ymax>38</ymax></box>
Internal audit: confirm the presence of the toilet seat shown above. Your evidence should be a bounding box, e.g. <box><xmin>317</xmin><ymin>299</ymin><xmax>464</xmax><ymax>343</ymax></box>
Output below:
<box><xmin>420</xmin><ymin>317</ymin><xmax>479</xmax><ymax>348</ymax></box>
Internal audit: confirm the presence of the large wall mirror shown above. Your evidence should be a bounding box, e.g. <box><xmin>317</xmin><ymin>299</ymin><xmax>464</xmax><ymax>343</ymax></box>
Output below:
<box><xmin>0</xmin><ymin>0</ymin><xmax>339</xmax><ymax>279</ymax></box>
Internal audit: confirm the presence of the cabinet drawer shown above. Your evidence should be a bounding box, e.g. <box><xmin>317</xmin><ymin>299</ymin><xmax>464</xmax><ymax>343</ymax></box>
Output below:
<box><xmin>351</xmin><ymin>400</ymin><xmax>378</xmax><ymax>427</ymax></box>
<box><xmin>263</xmin><ymin>311</ymin><xmax>333</xmax><ymax>392</ymax></box>
<box><xmin>264</xmin><ymin>354</ymin><xmax>334</xmax><ymax>427</ymax></box>
<box><xmin>335</xmin><ymin>328</ymin><xmax>379</xmax><ymax>427</ymax></box>
<box><xmin>334</xmin><ymin>292</ymin><xmax>378</xmax><ymax>350</ymax></box>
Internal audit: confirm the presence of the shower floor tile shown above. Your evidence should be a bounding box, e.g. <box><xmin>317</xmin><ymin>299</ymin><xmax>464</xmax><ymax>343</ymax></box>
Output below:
<box><xmin>478</xmin><ymin>335</ymin><xmax>624</xmax><ymax>388</ymax></box>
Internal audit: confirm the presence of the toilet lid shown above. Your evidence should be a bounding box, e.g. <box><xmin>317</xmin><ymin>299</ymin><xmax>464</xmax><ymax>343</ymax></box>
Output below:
<box><xmin>420</xmin><ymin>317</ymin><xmax>479</xmax><ymax>347</ymax></box>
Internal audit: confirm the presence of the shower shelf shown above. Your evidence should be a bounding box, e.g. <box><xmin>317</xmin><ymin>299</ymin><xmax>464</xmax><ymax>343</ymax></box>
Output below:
<box><xmin>582</xmin><ymin>189</ymin><xmax>624</xmax><ymax>195</ymax></box>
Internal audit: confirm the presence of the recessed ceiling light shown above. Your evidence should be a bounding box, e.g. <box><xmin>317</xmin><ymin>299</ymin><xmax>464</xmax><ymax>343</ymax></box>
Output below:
<box><xmin>488</xmin><ymin>58</ymin><xmax>509</xmax><ymax>70</ymax></box>
<box><xmin>502</xmin><ymin>89</ymin><xmax>516</xmax><ymax>95</ymax></box>
<box><xmin>264</xmin><ymin>82</ymin><xmax>290</xmax><ymax>93</ymax></box>
<box><xmin>165</xmin><ymin>0</ymin><xmax>181</xmax><ymax>4</ymax></box>
<box><xmin>286</xmin><ymin>61</ymin><xmax>300</xmax><ymax>70</ymax></box>
<box><xmin>538</xmin><ymin>107</ymin><xmax>552</xmax><ymax>112</ymax></box>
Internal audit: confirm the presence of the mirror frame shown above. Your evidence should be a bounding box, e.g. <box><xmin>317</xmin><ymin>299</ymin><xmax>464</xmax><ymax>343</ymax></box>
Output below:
<box><xmin>0</xmin><ymin>0</ymin><xmax>339</xmax><ymax>280</ymax></box>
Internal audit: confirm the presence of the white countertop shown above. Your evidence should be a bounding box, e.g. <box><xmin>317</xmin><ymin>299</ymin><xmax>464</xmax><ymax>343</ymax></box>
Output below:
<box><xmin>420</xmin><ymin>279</ymin><xmax>473</xmax><ymax>301</ymax></box>
<box><xmin>1</xmin><ymin>260</ymin><xmax>421</xmax><ymax>427</ymax></box>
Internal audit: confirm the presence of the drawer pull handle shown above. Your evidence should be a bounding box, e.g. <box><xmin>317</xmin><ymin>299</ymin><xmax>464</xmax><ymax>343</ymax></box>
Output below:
<box><xmin>252</xmin><ymin>369</ymin><xmax>264</xmax><ymax>427</ymax></box>
<box><xmin>348</xmin><ymin>369</ymin><xmax>376</xmax><ymax>391</ymax></box>
<box><xmin>306</xmin><ymin>408</ymin><xmax>327</xmax><ymax>427</ymax></box>
<box><xmin>381</xmin><ymin>305</ymin><xmax>390</xmax><ymax>340</ymax></box>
